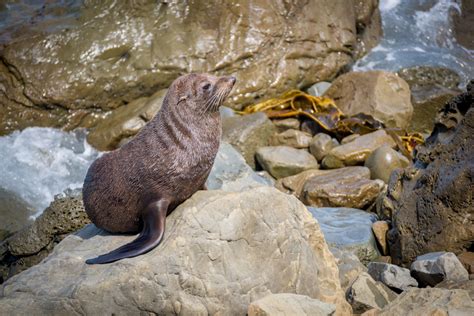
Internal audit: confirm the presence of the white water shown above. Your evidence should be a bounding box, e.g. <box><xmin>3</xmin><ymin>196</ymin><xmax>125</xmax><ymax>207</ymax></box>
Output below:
<box><xmin>0</xmin><ymin>128</ymin><xmax>100</xmax><ymax>216</ymax></box>
<box><xmin>354</xmin><ymin>0</ymin><xmax>473</xmax><ymax>85</ymax></box>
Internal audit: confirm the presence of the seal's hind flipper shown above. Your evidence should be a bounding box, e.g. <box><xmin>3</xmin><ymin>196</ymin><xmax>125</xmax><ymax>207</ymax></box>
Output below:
<box><xmin>86</xmin><ymin>199</ymin><xmax>170</xmax><ymax>265</ymax></box>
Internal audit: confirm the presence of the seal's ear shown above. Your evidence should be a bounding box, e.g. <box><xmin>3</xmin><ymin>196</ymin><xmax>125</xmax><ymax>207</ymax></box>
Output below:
<box><xmin>177</xmin><ymin>95</ymin><xmax>187</xmax><ymax>105</ymax></box>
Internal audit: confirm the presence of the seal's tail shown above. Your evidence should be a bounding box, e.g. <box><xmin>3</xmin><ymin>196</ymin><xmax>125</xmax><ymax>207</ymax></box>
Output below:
<box><xmin>86</xmin><ymin>199</ymin><xmax>169</xmax><ymax>265</ymax></box>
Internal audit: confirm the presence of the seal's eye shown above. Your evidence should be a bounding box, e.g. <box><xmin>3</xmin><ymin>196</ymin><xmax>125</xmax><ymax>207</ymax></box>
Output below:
<box><xmin>202</xmin><ymin>83</ymin><xmax>211</xmax><ymax>91</ymax></box>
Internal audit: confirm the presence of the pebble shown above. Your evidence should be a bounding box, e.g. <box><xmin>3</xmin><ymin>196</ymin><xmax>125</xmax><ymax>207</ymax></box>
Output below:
<box><xmin>309</xmin><ymin>133</ymin><xmax>339</xmax><ymax>161</ymax></box>
<box><xmin>271</xmin><ymin>129</ymin><xmax>312</xmax><ymax>148</ymax></box>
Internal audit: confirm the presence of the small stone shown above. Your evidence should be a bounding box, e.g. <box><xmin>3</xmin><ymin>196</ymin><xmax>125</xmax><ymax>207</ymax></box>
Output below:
<box><xmin>330</xmin><ymin>247</ymin><xmax>367</xmax><ymax>290</ymax></box>
<box><xmin>222</xmin><ymin>112</ymin><xmax>277</xmax><ymax>169</ymax></box>
<box><xmin>373</xmin><ymin>256</ymin><xmax>392</xmax><ymax>264</ymax></box>
<box><xmin>411</xmin><ymin>252</ymin><xmax>470</xmax><ymax>287</ymax></box>
<box><xmin>458</xmin><ymin>252</ymin><xmax>474</xmax><ymax>274</ymax></box>
<box><xmin>248</xmin><ymin>293</ymin><xmax>336</xmax><ymax>316</ymax></box>
<box><xmin>255</xmin><ymin>171</ymin><xmax>276</xmax><ymax>187</ymax></box>
<box><xmin>256</xmin><ymin>146</ymin><xmax>319</xmax><ymax>179</ymax></box>
<box><xmin>302</xmin><ymin>167</ymin><xmax>384</xmax><ymax>209</ymax></box>
<box><xmin>328</xmin><ymin>130</ymin><xmax>396</xmax><ymax>165</ymax></box>
<box><xmin>368</xmin><ymin>262</ymin><xmax>418</xmax><ymax>292</ymax></box>
<box><xmin>271</xmin><ymin>129</ymin><xmax>312</xmax><ymax>148</ymax></box>
<box><xmin>321</xmin><ymin>154</ymin><xmax>345</xmax><ymax>169</ymax></box>
<box><xmin>307</xmin><ymin>81</ymin><xmax>332</xmax><ymax>97</ymax></box>
<box><xmin>275</xmin><ymin>169</ymin><xmax>325</xmax><ymax>199</ymax></box>
<box><xmin>372</xmin><ymin>221</ymin><xmax>389</xmax><ymax>255</ymax></box>
<box><xmin>365</xmin><ymin>146</ymin><xmax>409</xmax><ymax>183</ymax></box>
<box><xmin>309</xmin><ymin>133</ymin><xmax>339</xmax><ymax>161</ymax></box>
<box><xmin>308</xmin><ymin>207</ymin><xmax>380</xmax><ymax>263</ymax></box>
<box><xmin>341</xmin><ymin>134</ymin><xmax>360</xmax><ymax>144</ymax></box>
<box><xmin>219</xmin><ymin>106</ymin><xmax>236</xmax><ymax>119</ymax></box>
<box><xmin>346</xmin><ymin>272</ymin><xmax>398</xmax><ymax>314</ymax></box>
<box><xmin>272</xmin><ymin>118</ymin><xmax>300</xmax><ymax>132</ymax></box>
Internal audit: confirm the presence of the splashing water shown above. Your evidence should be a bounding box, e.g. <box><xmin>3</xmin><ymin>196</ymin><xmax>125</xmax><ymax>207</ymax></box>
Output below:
<box><xmin>354</xmin><ymin>0</ymin><xmax>473</xmax><ymax>85</ymax></box>
<box><xmin>0</xmin><ymin>128</ymin><xmax>100</xmax><ymax>216</ymax></box>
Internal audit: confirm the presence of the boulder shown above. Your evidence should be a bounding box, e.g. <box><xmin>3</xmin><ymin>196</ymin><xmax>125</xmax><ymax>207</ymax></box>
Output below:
<box><xmin>364</xmin><ymin>145</ymin><xmax>410</xmax><ymax>183</ymax></box>
<box><xmin>0</xmin><ymin>0</ymin><xmax>380</xmax><ymax>134</ymax></box>
<box><xmin>435</xmin><ymin>279</ymin><xmax>474</xmax><ymax>300</ymax></box>
<box><xmin>248</xmin><ymin>293</ymin><xmax>336</xmax><ymax>316</ymax></box>
<box><xmin>330</xmin><ymin>247</ymin><xmax>367</xmax><ymax>290</ymax></box>
<box><xmin>367</xmin><ymin>262</ymin><xmax>418</xmax><ymax>292</ymax></box>
<box><xmin>0</xmin><ymin>187</ymin><xmax>350</xmax><ymax>315</ymax></box>
<box><xmin>325</xmin><ymin>130</ymin><xmax>396</xmax><ymax>166</ymax></box>
<box><xmin>222</xmin><ymin>112</ymin><xmax>277</xmax><ymax>169</ymax></box>
<box><xmin>302</xmin><ymin>167</ymin><xmax>383</xmax><ymax>209</ymax></box>
<box><xmin>324</xmin><ymin>71</ymin><xmax>413</xmax><ymax>129</ymax></box>
<box><xmin>386</xmin><ymin>85</ymin><xmax>474</xmax><ymax>265</ymax></box>
<box><xmin>308</xmin><ymin>207</ymin><xmax>379</xmax><ymax>263</ymax></box>
<box><xmin>256</xmin><ymin>146</ymin><xmax>319</xmax><ymax>179</ymax></box>
<box><xmin>271</xmin><ymin>129</ymin><xmax>312</xmax><ymax>149</ymax></box>
<box><xmin>309</xmin><ymin>133</ymin><xmax>339</xmax><ymax>161</ymax></box>
<box><xmin>206</xmin><ymin>142</ymin><xmax>270</xmax><ymax>192</ymax></box>
<box><xmin>0</xmin><ymin>188</ymin><xmax>34</xmax><ymax>241</ymax></box>
<box><xmin>0</xmin><ymin>189</ymin><xmax>89</xmax><ymax>284</ymax></box>
<box><xmin>346</xmin><ymin>272</ymin><xmax>397</xmax><ymax>314</ymax></box>
<box><xmin>411</xmin><ymin>252</ymin><xmax>469</xmax><ymax>287</ymax></box>
<box><xmin>374</xmin><ymin>288</ymin><xmax>474</xmax><ymax>315</ymax></box>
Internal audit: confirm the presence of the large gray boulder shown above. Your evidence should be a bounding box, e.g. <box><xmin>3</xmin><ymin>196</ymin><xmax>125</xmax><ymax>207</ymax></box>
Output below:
<box><xmin>411</xmin><ymin>252</ymin><xmax>469</xmax><ymax>287</ymax></box>
<box><xmin>0</xmin><ymin>0</ymin><xmax>381</xmax><ymax>135</ymax></box>
<box><xmin>0</xmin><ymin>187</ymin><xmax>350</xmax><ymax>315</ymax></box>
<box><xmin>367</xmin><ymin>262</ymin><xmax>418</xmax><ymax>292</ymax></box>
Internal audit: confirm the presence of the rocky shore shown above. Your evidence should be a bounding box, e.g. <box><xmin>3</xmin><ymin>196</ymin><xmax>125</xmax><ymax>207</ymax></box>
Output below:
<box><xmin>1</xmin><ymin>1</ymin><xmax>473</xmax><ymax>315</ymax></box>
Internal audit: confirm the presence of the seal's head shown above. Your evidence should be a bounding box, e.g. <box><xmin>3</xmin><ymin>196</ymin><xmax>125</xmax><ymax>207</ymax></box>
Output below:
<box><xmin>169</xmin><ymin>73</ymin><xmax>236</xmax><ymax>113</ymax></box>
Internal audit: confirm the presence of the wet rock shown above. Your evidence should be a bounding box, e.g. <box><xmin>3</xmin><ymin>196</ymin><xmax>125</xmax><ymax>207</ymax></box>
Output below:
<box><xmin>346</xmin><ymin>272</ymin><xmax>397</xmax><ymax>314</ymax></box>
<box><xmin>0</xmin><ymin>1</ymin><xmax>378</xmax><ymax>134</ymax></box>
<box><xmin>371</xmin><ymin>221</ymin><xmax>389</xmax><ymax>255</ymax></box>
<box><xmin>0</xmin><ymin>187</ymin><xmax>350</xmax><ymax>315</ymax></box>
<box><xmin>302</xmin><ymin>167</ymin><xmax>383</xmax><ymax>209</ymax></box>
<box><xmin>453</xmin><ymin>0</ymin><xmax>474</xmax><ymax>50</ymax></box>
<box><xmin>387</xmin><ymin>86</ymin><xmax>474</xmax><ymax>265</ymax></box>
<box><xmin>326</xmin><ymin>130</ymin><xmax>396</xmax><ymax>166</ymax></box>
<box><xmin>411</xmin><ymin>252</ymin><xmax>469</xmax><ymax>287</ymax></box>
<box><xmin>248</xmin><ymin>293</ymin><xmax>336</xmax><ymax>316</ymax></box>
<box><xmin>0</xmin><ymin>188</ymin><xmax>34</xmax><ymax>241</ymax></box>
<box><xmin>325</xmin><ymin>71</ymin><xmax>413</xmax><ymax>129</ymax></box>
<box><xmin>435</xmin><ymin>279</ymin><xmax>474</xmax><ymax>300</ymax></box>
<box><xmin>309</xmin><ymin>133</ymin><xmax>339</xmax><ymax>161</ymax></box>
<box><xmin>340</xmin><ymin>133</ymin><xmax>360</xmax><ymax>145</ymax></box>
<box><xmin>330</xmin><ymin>247</ymin><xmax>367</xmax><ymax>291</ymax></box>
<box><xmin>458</xmin><ymin>252</ymin><xmax>474</xmax><ymax>274</ymax></box>
<box><xmin>398</xmin><ymin>66</ymin><xmax>461</xmax><ymax>134</ymax></box>
<box><xmin>272</xmin><ymin>118</ymin><xmax>300</xmax><ymax>132</ymax></box>
<box><xmin>271</xmin><ymin>129</ymin><xmax>312</xmax><ymax>149</ymax></box>
<box><xmin>87</xmin><ymin>89</ymin><xmax>166</xmax><ymax>151</ymax></box>
<box><xmin>321</xmin><ymin>155</ymin><xmax>346</xmax><ymax>169</ymax></box>
<box><xmin>367</xmin><ymin>262</ymin><xmax>418</xmax><ymax>292</ymax></box>
<box><xmin>364</xmin><ymin>145</ymin><xmax>409</xmax><ymax>183</ymax></box>
<box><xmin>275</xmin><ymin>169</ymin><xmax>325</xmax><ymax>200</ymax></box>
<box><xmin>374</xmin><ymin>287</ymin><xmax>474</xmax><ymax>315</ymax></box>
<box><xmin>222</xmin><ymin>112</ymin><xmax>277</xmax><ymax>169</ymax></box>
<box><xmin>206</xmin><ymin>142</ymin><xmax>269</xmax><ymax>192</ymax></box>
<box><xmin>256</xmin><ymin>146</ymin><xmax>318</xmax><ymax>179</ymax></box>
<box><xmin>308</xmin><ymin>207</ymin><xmax>379</xmax><ymax>263</ymax></box>
<box><xmin>307</xmin><ymin>82</ymin><xmax>332</xmax><ymax>97</ymax></box>
<box><xmin>353</xmin><ymin>0</ymin><xmax>383</xmax><ymax>59</ymax></box>
<box><xmin>0</xmin><ymin>189</ymin><xmax>89</xmax><ymax>283</ymax></box>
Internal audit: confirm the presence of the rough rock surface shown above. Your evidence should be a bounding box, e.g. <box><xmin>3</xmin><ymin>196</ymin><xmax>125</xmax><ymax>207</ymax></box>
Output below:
<box><xmin>0</xmin><ymin>187</ymin><xmax>350</xmax><ymax>315</ymax></box>
<box><xmin>0</xmin><ymin>188</ymin><xmax>34</xmax><ymax>242</ymax></box>
<box><xmin>371</xmin><ymin>221</ymin><xmax>389</xmax><ymax>255</ymax></box>
<box><xmin>330</xmin><ymin>247</ymin><xmax>367</xmax><ymax>291</ymax></box>
<box><xmin>0</xmin><ymin>0</ymin><xmax>381</xmax><ymax>134</ymax></box>
<box><xmin>0</xmin><ymin>189</ymin><xmax>88</xmax><ymax>284</ymax></box>
<box><xmin>386</xmin><ymin>85</ymin><xmax>474</xmax><ymax>265</ymax></box>
<box><xmin>324</xmin><ymin>71</ymin><xmax>413</xmax><ymax>129</ymax></box>
<box><xmin>374</xmin><ymin>287</ymin><xmax>474</xmax><ymax>315</ymax></box>
<box><xmin>302</xmin><ymin>167</ymin><xmax>383</xmax><ymax>209</ymax></box>
<box><xmin>308</xmin><ymin>207</ymin><xmax>379</xmax><ymax>263</ymax></box>
<box><xmin>206</xmin><ymin>142</ymin><xmax>270</xmax><ymax>191</ymax></box>
<box><xmin>272</xmin><ymin>118</ymin><xmax>300</xmax><ymax>132</ymax></box>
<box><xmin>256</xmin><ymin>146</ymin><xmax>319</xmax><ymax>179</ymax></box>
<box><xmin>275</xmin><ymin>169</ymin><xmax>325</xmax><ymax>200</ymax></box>
<box><xmin>223</xmin><ymin>113</ymin><xmax>277</xmax><ymax>169</ymax></box>
<box><xmin>453</xmin><ymin>0</ymin><xmax>474</xmax><ymax>50</ymax></box>
<box><xmin>367</xmin><ymin>262</ymin><xmax>418</xmax><ymax>292</ymax></box>
<box><xmin>458</xmin><ymin>252</ymin><xmax>474</xmax><ymax>274</ymax></box>
<box><xmin>435</xmin><ymin>279</ymin><xmax>474</xmax><ymax>300</ymax></box>
<box><xmin>325</xmin><ymin>130</ymin><xmax>396</xmax><ymax>166</ymax></box>
<box><xmin>346</xmin><ymin>272</ymin><xmax>397</xmax><ymax>314</ymax></box>
<box><xmin>411</xmin><ymin>252</ymin><xmax>469</xmax><ymax>287</ymax></box>
<box><xmin>271</xmin><ymin>129</ymin><xmax>312</xmax><ymax>149</ymax></box>
<box><xmin>248</xmin><ymin>293</ymin><xmax>336</xmax><ymax>316</ymax></box>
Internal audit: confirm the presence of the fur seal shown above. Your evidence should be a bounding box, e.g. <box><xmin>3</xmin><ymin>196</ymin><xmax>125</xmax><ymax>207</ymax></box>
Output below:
<box><xmin>83</xmin><ymin>73</ymin><xmax>236</xmax><ymax>264</ymax></box>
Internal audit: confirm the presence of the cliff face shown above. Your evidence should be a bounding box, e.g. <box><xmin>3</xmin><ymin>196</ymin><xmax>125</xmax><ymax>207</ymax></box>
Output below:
<box><xmin>0</xmin><ymin>0</ymin><xmax>381</xmax><ymax>135</ymax></box>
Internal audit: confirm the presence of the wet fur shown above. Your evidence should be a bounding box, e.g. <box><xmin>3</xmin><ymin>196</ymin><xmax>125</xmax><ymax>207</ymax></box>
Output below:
<box><xmin>83</xmin><ymin>73</ymin><xmax>235</xmax><ymax>263</ymax></box>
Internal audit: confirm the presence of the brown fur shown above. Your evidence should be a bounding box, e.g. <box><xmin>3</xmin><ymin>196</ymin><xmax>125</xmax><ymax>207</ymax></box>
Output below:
<box><xmin>83</xmin><ymin>74</ymin><xmax>235</xmax><ymax>235</ymax></box>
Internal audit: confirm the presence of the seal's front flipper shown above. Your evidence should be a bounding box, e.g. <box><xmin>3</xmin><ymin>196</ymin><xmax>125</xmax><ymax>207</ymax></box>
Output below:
<box><xmin>86</xmin><ymin>199</ymin><xmax>170</xmax><ymax>265</ymax></box>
